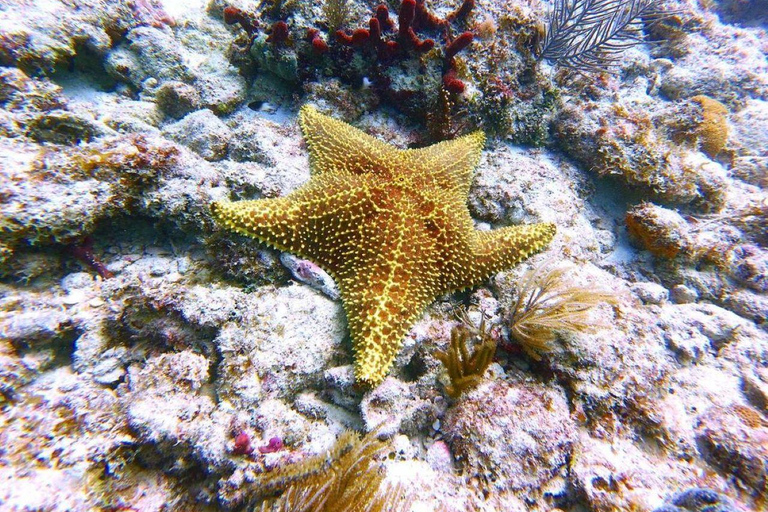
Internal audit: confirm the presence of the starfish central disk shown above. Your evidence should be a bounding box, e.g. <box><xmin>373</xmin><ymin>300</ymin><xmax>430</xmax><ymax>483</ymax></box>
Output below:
<box><xmin>211</xmin><ymin>105</ymin><xmax>556</xmax><ymax>385</ymax></box>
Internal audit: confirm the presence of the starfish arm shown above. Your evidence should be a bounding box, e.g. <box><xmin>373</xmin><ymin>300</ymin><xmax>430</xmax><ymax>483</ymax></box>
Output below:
<box><xmin>405</xmin><ymin>131</ymin><xmax>485</xmax><ymax>197</ymax></box>
<box><xmin>343</xmin><ymin>285</ymin><xmax>433</xmax><ymax>386</ymax></box>
<box><xmin>335</xmin><ymin>220</ymin><xmax>440</xmax><ymax>385</ymax></box>
<box><xmin>210</xmin><ymin>176</ymin><xmax>373</xmax><ymax>261</ymax></box>
<box><xmin>210</xmin><ymin>198</ymin><xmax>301</xmax><ymax>252</ymax></box>
<box><xmin>452</xmin><ymin>223</ymin><xmax>557</xmax><ymax>290</ymax></box>
<box><xmin>299</xmin><ymin>105</ymin><xmax>399</xmax><ymax>177</ymax></box>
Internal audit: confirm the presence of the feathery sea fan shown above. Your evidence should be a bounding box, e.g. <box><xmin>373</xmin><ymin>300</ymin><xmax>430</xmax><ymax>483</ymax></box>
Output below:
<box><xmin>508</xmin><ymin>261</ymin><xmax>621</xmax><ymax>359</ymax></box>
<box><xmin>250</xmin><ymin>429</ymin><xmax>412</xmax><ymax>512</ymax></box>
<box><xmin>539</xmin><ymin>0</ymin><xmax>664</xmax><ymax>72</ymax></box>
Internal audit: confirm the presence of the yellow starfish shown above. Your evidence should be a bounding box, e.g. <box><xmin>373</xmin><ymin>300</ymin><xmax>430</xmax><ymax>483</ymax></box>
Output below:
<box><xmin>211</xmin><ymin>106</ymin><xmax>556</xmax><ymax>385</ymax></box>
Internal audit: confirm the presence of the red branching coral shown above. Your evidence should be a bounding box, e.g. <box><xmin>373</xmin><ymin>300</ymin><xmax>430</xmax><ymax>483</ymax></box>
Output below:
<box><xmin>413</xmin><ymin>0</ymin><xmax>475</xmax><ymax>31</ymax></box>
<box><xmin>442</xmin><ymin>69</ymin><xmax>465</xmax><ymax>93</ymax></box>
<box><xmin>305</xmin><ymin>28</ymin><xmax>329</xmax><ymax>55</ymax></box>
<box><xmin>445</xmin><ymin>31</ymin><xmax>474</xmax><ymax>61</ymax></box>
<box><xmin>447</xmin><ymin>0</ymin><xmax>475</xmax><ymax>23</ymax></box>
<box><xmin>398</xmin><ymin>0</ymin><xmax>435</xmax><ymax>52</ymax></box>
<box><xmin>223</xmin><ymin>6</ymin><xmax>259</xmax><ymax>36</ymax></box>
<box><xmin>266</xmin><ymin>21</ymin><xmax>290</xmax><ymax>45</ymax></box>
<box><xmin>376</xmin><ymin>4</ymin><xmax>395</xmax><ymax>31</ymax></box>
<box><xmin>337</xmin><ymin>1</ymin><xmax>435</xmax><ymax>57</ymax></box>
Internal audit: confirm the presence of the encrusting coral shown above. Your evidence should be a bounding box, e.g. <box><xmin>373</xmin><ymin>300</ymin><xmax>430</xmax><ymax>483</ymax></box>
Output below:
<box><xmin>211</xmin><ymin>105</ymin><xmax>556</xmax><ymax>385</ymax></box>
<box><xmin>435</xmin><ymin>313</ymin><xmax>498</xmax><ymax>398</ymax></box>
<box><xmin>246</xmin><ymin>429</ymin><xmax>412</xmax><ymax>512</ymax></box>
<box><xmin>508</xmin><ymin>260</ymin><xmax>620</xmax><ymax>359</ymax></box>
<box><xmin>689</xmin><ymin>95</ymin><xmax>729</xmax><ymax>157</ymax></box>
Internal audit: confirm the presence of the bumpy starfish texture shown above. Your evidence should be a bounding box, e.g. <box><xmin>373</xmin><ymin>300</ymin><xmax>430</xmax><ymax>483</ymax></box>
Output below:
<box><xmin>211</xmin><ymin>106</ymin><xmax>556</xmax><ymax>385</ymax></box>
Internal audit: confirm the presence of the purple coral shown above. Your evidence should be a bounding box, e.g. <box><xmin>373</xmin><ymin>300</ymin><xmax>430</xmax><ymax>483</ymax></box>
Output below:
<box><xmin>258</xmin><ymin>436</ymin><xmax>284</xmax><ymax>454</ymax></box>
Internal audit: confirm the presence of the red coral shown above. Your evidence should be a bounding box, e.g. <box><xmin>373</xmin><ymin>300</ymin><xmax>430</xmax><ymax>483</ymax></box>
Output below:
<box><xmin>306</xmin><ymin>29</ymin><xmax>329</xmax><ymax>54</ymax></box>
<box><xmin>351</xmin><ymin>28</ymin><xmax>370</xmax><ymax>46</ymax></box>
<box><xmin>442</xmin><ymin>69</ymin><xmax>465</xmax><ymax>94</ymax></box>
<box><xmin>398</xmin><ymin>0</ymin><xmax>434</xmax><ymax>52</ymax></box>
<box><xmin>446</xmin><ymin>0</ymin><xmax>475</xmax><ymax>23</ymax></box>
<box><xmin>266</xmin><ymin>21</ymin><xmax>290</xmax><ymax>45</ymax></box>
<box><xmin>223</xmin><ymin>6</ymin><xmax>258</xmax><ymax>36</ymax></box>
<box><xmin>445</xmin><ymin>31</ymin><xmax>473</xmax><ymax>61</ymax></box>
<box><xmin>413</xmin><ymin>0</ymin><xmax>444</xmax><ymax>31</ymax></box>
<box><xmin>375</xmin><ymin>4</ymin><xmax>395</xmax><ymax>31</ymax></box>
<box><xmin>232</xmin><ymin>431</ymin><xmax>254</xmax><ymax>456</ymax></box>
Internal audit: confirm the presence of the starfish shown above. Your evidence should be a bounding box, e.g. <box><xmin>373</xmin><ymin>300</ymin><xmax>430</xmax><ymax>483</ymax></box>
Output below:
<box><xmin>211</xmin><ymin>106</ymin><xmax>556</xmax><ymax>385</ymax></box>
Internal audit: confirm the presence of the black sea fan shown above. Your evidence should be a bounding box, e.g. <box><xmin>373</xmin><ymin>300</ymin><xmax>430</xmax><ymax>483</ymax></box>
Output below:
<box><xmin>539</xmin><ymin>0</ymin><xmax>662</xmax><ymax>72</ymax></box>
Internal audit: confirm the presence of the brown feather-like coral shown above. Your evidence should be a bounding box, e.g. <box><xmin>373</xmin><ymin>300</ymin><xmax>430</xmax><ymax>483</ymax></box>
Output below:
<box><xmin>508</xmin><ymin>261</ymin><xmax>620</xmax><ymax>359</ymax></box>
<box><xmin>249</xmin><ymin>429</ymin><xmax>413</xmax><ymax>512</ymax></box>
<box><xmin>435</xmin><ymin>313</ymin><xmax>497</xmax><ymax>398</ymax></box>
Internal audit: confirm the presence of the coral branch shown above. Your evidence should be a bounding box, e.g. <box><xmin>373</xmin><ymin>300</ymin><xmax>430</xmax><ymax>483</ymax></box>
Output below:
<box><xmin>375</xmin><ymin>4</ymin><xmax>394</xmax><ymax>31</ymax></box>
<box><xmin>223</xmin><ymin>6</ymin><xmax>259</xmax><ymax>36</ymax></box>
<box><xmin>266</xmin><ymin>21</ymin><xmax>290</xmax><ymax>45</ymax></box>
<box><xmin>306</xmin><ymin>28</ymin><xmax>329</xmax><ymax>54</ymax></box>
<box><xmin>446</xmin><ymin>0</ymin><xmax>475</xmax><ymax>23</ymax></box>
<box><xmin>445</xmin><ymin>31</ymin><xmax>473</xmax><ymax>60</ymax></box>
<box><xmin>442</xmin><ymin>69</ymin><xmax>465</xmax><ymax>93</ymax></box>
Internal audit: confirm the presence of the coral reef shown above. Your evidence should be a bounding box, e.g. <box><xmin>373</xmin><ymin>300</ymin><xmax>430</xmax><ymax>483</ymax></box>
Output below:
<box><xmin>0</xmin><ymin>0</ymin><xmax>766</xmax><ymax>511</ymax></box>
<box><xmin>554</xmin><ymin>98</ymin><xmax>729</xmax><ymax>210</ymax></box>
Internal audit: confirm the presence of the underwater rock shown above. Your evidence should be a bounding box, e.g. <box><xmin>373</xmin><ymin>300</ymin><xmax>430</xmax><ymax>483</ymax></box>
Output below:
<box><xmin>626</xmin><ymin>202</ymin><xmax>691</xmax><ymax>259</ymax></box>
<box><xmin>0</xmin><ymin>0</ymin><xmax>138</xmax><ymax>74</ymax></box>
<box><xmin>0</xmin><ymin>67</ymin><xmax>65</xmax><ymax>112</ymax></box>
<box><xmin>572</xmin><ymin>434</ymin><xmax>708</xmax><ymax>512</ymax></box>
<box><xmin>26</xmin><ymin>108</ymin><xmax>114</xmax><ymax>144</ymax></box>
<box><xmin>124</xmin><ymin>350</ymin><xmax>234</xmax><ymax>474</ymax></box>
<box><xmin>695</xmin><ymin>404</ymin><xmax>768</xmax><ymax>495</ymax></box>
<box><xmin>652</xmin><ymin>487</ymin><xmax>737</xmax><ymax>512</ymax></box>
<box><xmin>162</xmin><ymin>108</ymin><xmax>231</xmax><ymax>161</ymax></box>
<box><xmin>360</xmin><ymin>377</ymin><xmax>441</xmax><ymax>437</ymax></box>
<box><xmin>155</xmin><ymin>80</ymin><xmax>202</xmax><ymax>119</ymax></box>
<box><xmin>194</xmin><ymin>65</ymin><xmax>247</xmax><ymax>115</ymax></box>
<box><xmin>444</xmin><ymin>379</ymin><xmax>575</xmax><ymax>497</ymax></box>
<box><xmin>0</xmin><ymin>133</ymin><xmax>179</xmax><ymax>267</ymax></box>
<box><xmin>123</xmin><ymin>26</ymin><xmax>193</xmax><ymax>86</ymax></box>
<box><xmin>742</xmin><ymin>368</ymin><xmax>768</xmax><ymax>413</ymax></box>
<box><xmin>555</xmin><ymin>100</ymin><xmax>728</xmax><ymax>210</ymax></box>
<box><xmin>729</xmin><ymin>98</ymin><xmax>768</xmax><ymax>187</ymax></box>
<box><xmin>212</xmin><ymin>284</ymin><xmax>346</xmax><ymax>405</ymax></box>
<box><xmin>657</xmin><ymin>19</ymin><xmax>768</xmax><ymax>106</ymax></box>
<box><xmin>470</xmin><ymin>144</ymin><xmax>604</xmax><ymax>260</ymax></box>
<box><xmin>631</xmin><ymin>281</ymin><xmax>670</xmax><ymax>305</ymax></box>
